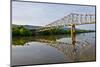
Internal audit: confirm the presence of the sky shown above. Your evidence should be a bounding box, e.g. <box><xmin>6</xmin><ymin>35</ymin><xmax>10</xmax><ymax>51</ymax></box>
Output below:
<box><xmin>12</xmin><ymin>1</ymin><xmax>95</xmax><ymax>30</ymax></box>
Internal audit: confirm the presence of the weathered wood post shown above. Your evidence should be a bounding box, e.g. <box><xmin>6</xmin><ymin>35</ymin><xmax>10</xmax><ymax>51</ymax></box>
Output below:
<box><xmin>71</xmin><ymin>24</ymin><xmax>76</xmax><ymax>45</ymax></box>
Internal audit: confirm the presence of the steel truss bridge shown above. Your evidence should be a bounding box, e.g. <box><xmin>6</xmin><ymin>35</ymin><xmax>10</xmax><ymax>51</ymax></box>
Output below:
<box><xmin>37</xmin><ymin>13</ymin><xmax>95</xmax><ymax>47</ymax></box>
<box><xmin>38</xmin><ymin>13</ymin><xmax>95</xmax><ymax>31</ymax></box>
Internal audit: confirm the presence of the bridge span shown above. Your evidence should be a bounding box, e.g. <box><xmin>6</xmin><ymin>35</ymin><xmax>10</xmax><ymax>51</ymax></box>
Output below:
<box><xmin>37</xmin><ymin>13</ymin><xmax>95</xmax><ymax>46</ymax></box>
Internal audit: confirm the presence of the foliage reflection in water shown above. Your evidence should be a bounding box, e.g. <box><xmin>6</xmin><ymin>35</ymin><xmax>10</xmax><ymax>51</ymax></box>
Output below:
<box><xmin>12</xmin><ymin>32</ymin><xmax>96</xmax><ymax>66</ymax></box>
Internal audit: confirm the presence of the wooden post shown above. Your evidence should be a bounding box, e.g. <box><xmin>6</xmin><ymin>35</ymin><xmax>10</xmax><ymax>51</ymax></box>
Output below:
<box><xmin>71</xmin><ymin>24</ymin><xmax>76</xmax><ymax>45</ymax></box>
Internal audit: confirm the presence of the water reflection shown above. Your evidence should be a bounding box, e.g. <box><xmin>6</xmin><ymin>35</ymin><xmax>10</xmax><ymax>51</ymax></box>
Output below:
<box><xmin>12</xmin><ymin>32</ymin><xmax>95</xmax><ymax>63</ymax></box>
<box><xmin>12</xmin><ymin>35</ymin><xmax>70</xmax><ymax>46</ymax></box>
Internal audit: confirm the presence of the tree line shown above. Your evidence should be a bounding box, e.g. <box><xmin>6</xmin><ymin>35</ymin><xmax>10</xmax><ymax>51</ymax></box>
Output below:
<box><xmin>12</xmin><ymin>26</ymin><xmax>33</xmax><ymax>36</ymax></box>
<box><xmin>12</xmin><ymin>26</ymin><xmax>95</xmax><ymax>36</ymax></box>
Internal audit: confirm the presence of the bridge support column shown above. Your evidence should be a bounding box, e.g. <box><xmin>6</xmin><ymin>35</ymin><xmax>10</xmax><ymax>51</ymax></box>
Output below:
<box><xmin>71</xmin><ymin>24</ymin><xmax>76</xmax><ymax>45</ymax></box>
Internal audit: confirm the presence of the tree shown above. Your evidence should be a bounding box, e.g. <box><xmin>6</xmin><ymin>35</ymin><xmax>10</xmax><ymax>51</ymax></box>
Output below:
<box><xmin>12</xmin><ymin>26</ymin><xmax>32</xmax><ymax>36</ymax></box>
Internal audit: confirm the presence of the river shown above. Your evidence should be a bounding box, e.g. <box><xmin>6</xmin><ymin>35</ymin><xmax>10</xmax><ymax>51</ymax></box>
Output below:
<box><xmin>12</xmin><ymin>32</ymin><xmax>96</xmax><ymax>66</ymax></box>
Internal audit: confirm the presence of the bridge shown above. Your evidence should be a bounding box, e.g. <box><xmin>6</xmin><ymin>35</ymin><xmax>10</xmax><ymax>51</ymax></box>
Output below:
<box><xmin>37</xmin><ymin>13</ymin><xmax>95</xmax><ymax>45</ymax></box>
<box><xmin>38</xmin><ymin>13</ymin><xmax>95</xmax><ymax>31</ymax></box>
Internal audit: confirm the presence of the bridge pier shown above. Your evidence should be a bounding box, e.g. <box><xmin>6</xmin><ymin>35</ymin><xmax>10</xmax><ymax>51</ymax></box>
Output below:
<box><xmin>71</xmin><ymin>24</ymin><xmax>76</xmax><ymax>45</ymax></box>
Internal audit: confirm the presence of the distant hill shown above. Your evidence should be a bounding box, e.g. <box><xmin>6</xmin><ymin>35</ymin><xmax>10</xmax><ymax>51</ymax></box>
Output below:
<box><xmin>12</xmin><ymin>24</ymin><xmax>42</xmax><ymax>30</ymax></box>
<box><xmin>60</xmin><ymin>27</ymin><xmax>82</xmax><ymax>30</ymax></box>
<box><xmin>12</xmin><ymin>24</ymin><xmax>95</xmax><ymax>32</ymax></box>
<box><xmin>23</xmin><ymin>25</ymin><xmax>42</xmax><ymax>30</ymax></box>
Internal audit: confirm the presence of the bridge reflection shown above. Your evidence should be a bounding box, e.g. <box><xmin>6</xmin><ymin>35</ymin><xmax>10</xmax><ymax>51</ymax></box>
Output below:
<box><xmin>12</xmin><ymin>33</ymin><xmax>90</xmax><ymax>62</ymax></box>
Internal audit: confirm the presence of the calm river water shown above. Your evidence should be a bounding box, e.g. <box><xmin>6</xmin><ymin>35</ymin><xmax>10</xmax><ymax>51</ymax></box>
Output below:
<box><xmin>12</xmin><ymin>32</ymin><xmax>96</xmax><ymax>66</ymax></box>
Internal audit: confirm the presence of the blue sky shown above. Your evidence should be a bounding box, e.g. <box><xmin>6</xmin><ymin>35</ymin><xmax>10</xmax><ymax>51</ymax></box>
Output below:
<box><xmin>12</xmin><ymin>1</ymin><xmax>95</xmax><ymax>30</ymax></box>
